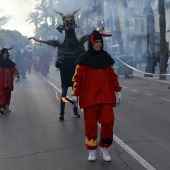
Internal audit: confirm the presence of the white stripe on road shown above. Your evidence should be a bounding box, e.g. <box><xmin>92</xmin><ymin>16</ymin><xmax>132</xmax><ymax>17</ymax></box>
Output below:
<box><xmin>98</xmin><ymin>124</ymin><xmax>156</xmax><ymax>170</ymax></box>
<box><xmin>124</xmin><ymin>87</ymin><xmax>170</xmax><ymax>101</ymax></box>
<box><xmin>47</xmin><ymin>80</ymin><xmax>156</xmax><ymax>170</ymax></box>
<box><xmin>122</xmin><ymin>86</ymin><xmax>128</xmax><ymax>89</ymax></box>
<box><xmin>113</xmin><ymin>135</ymin><xmax>156</xmax><ymax>170</ymax></box>
<box><xmin>146</xmin><ymin>93</ymin><xmax>153</xmax><ymax>96</ymax></box>
<box><xmin>132</xmin><ymin>89</ymin><xmax>138</xmax><ymax>92</ymax></box>
<box><xmin>47</xmin><ymin>80</ymin><xmax>62</xmax><ymax>93</ymax></box>
<box><xmin>47</xmin><ymin>79</ymin><xmax>73</xmax><ymax>101</ymax></box>
<box><xmin>160</xmin><ymin>98</ymin><xmax>170</xmax><ymax>102</ymax></box>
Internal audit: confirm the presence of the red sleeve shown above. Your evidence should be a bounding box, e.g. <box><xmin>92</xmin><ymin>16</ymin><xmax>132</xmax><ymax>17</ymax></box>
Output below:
<box><xmin>110</xmin><ymin>66</ymin><xmax>122</xmax><ymax>92</ymax></box>
<box><xmin>71</xmin><ymin>64</ymin><xmax>83</xmax><ymax>96</ymax></box>
<box><xmin>13</xmin><ymin>66</ymin><xmax>19</xmax><ymax>76</ymax></box>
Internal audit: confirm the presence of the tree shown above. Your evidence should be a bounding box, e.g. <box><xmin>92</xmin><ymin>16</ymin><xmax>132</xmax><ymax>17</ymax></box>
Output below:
<box><xmin>158</xmin><ymin>0</ymin><xmax>167</xmax><ymax>80</ymax></box>
<box><xmin>119</xmin><ymin>0</ymin><xmax>129</xmax><ymax>53</ymax></box>
<box><xmin>113</xmin><ymin>0</ymin><xmax>125</xmax><ymax>54</ymax></box>
<box><xmin>143</xmin><ymin>0</ymin><xmax>155</xmax><ymax>51</ymax></box>
<box><xmin>0</xmin><ymin>9</ymin><xmax>11</xmax><ymax>29</ymax></box>
<box><xmin>0</xmin><ymin>29</ymin><xmax>30</xmax><ymax>49</ymax></box>
<box><xmin>0</xmin><ymin>32</ymin><xmax>11</xmax><ymax>46</ymax></box>
<box><xmin>28</xmin><ymin>0</ymin><xmax>58</xmax><ymax>39</ymax></box>
<box><xmin>79</xmin><ymin>1</ymin><xmax>97</xmax><ymax>32</ymax></box>
<box><xmin>46</xmin><ymin>0</ymin><xmax>58</xmax><ymax>38</ymax></box>
<box><xmin>35</xmin><ymin>23</ymin><xmax>50</xmax><ymax>39</ymax></box>
<box><xmin>35</xmin><ymin>0</ymin><xmax>49</xmax><ymax>25</ymax></box>
<box><xmin>26</xmin><ymin>11</ymin><xmax>42</xmax><ymax>36</ymax></box>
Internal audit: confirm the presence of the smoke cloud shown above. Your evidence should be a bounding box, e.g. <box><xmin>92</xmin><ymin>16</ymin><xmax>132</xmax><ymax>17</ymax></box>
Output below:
<box><xmin>0</xmin><ymin>0</ymin><xmax>36</xmax><ymax>37</ymax></box>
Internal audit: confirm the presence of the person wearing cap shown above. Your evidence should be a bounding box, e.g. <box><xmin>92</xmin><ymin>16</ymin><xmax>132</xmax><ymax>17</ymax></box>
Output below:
<box><xmin>71</xmin><ymin>30</ymin><xmax>122</xmax><ymax>162</ymax></box>
<box><xmin>0</xmin><ymin>48</ymin><xmax>19</xmax><ymax>114</ymax></box>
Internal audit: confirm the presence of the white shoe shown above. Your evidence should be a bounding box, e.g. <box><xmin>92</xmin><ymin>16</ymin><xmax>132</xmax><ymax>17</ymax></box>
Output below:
<box><xmin>88</xmin><ymin>150</ymin><xmax>96</xmax><ymax>161</ymax></box>
<box><xmin>99</xmin><ymin>147</ymin><xmax>111</xmax><ymax>161</ymax></box>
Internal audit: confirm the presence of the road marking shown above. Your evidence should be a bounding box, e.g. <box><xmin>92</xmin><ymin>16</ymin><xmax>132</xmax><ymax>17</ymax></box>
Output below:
<box><xmin>146</xmin><ymin>93</ymin><xmax>153</xmax><ymax>96</ymax></box>
<box><xmin>132</xmin><ymin>89</ymin><xmax>138</xmax><ymax>92</ymax></box>
<box><xmin>47</xmin><ymin>80</ymin><xmax>156</xmax><ymax>170</ymax></box>
<box><xmin>122</xmin><ymin>86</ymin><xmax>128</xmax><ymax>89</ymax></box>
<box><xmin>160</xmin><ymin>98</ymin><xmax>170</xmax><ymax>102</ymax></box>
<box><xmin>113</xmin><ymin>135</ymin><xmax>156</xmax><ymax>170</ymax></box>
<box><xmin>47</xmin><ymin>80</ymin><xmax>72</xmax><ymax>101</ymax></box>
<box><xmin>47</xmin><ymin>80</ymin><xmax>62</xmax><ymax>93</ymax></box>
<box><xmin>98</xmin><ymin>123</ymin><xmax>156</xmax><ymax>170</ymax></box>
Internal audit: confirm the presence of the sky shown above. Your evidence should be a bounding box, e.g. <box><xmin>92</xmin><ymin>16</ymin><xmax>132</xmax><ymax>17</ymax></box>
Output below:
<box><xmin>0</xmin><ymin>0</ymin><xmax>90</xmax><ymax>37</ymax></box>
<box><xmin>0</xmin><ymin>0</ymin><xmax>37</xmax><ymax>37</ymax></box>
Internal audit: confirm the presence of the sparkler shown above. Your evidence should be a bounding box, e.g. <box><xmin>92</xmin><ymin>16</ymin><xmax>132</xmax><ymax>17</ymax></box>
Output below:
<box><xmin>62</xmin><ymin>97</ymin><xmax>75</xmax><ymax>104</ymax></box>
<box><xmin>54</xmin><ymin>90</ymin><xmax>76</xmax><ymax>105</ymax></box>
<box><xmin>54</xmin><ymin>91</ymin><xmax>59</xmax><ymax>100</ymax></box>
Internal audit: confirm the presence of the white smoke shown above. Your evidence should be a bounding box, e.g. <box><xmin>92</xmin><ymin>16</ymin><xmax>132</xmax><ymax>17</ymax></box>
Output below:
<box><xmin>0</xmin><ymin>0</ymin><xmax>36</xmax><ymax>37</ymax></box>
<box><xmin>54</xmin><ymin>0</ymin><xmax>92</xmax><ymax>14</ymax></box>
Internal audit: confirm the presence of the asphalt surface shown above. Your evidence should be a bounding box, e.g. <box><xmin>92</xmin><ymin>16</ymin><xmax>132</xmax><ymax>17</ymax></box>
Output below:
<box><xmin>0</xmin><ymin>63</ymin><xmax>169</xmax><ymax>170</ymax></box>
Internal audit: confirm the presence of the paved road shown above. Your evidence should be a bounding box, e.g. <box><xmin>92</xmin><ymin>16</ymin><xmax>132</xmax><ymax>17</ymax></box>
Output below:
<box><xmin>0</xmin><ymin>64</ymin><xmax>169</xmax><ymax>170</ymax></box>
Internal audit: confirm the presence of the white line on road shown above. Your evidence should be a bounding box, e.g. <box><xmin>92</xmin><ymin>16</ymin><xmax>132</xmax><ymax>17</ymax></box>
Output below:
<box><xmin>47</xmin><ymin>80</ymin><xmax>62</xmax><ymax>93</ymax></box>
<box><xmin>146</xmin><ymin>93</ymin><xmax>153</xmax><ymax>96</ymax></box>
<box><xmin>160</xmin><ymin>98</ymin><xmax>170</xmax><ymax>102</ymax></box>
<box><xmin>47</xmin><ymin>80</ymin><xmax>156</xmax><ymax>170</ymax></box>
<box><xmin>122</xmin><ymin>86</ymin><xmax>128</xmax><ymax>89</ymax></box>
<box><xmin>98</xmin><ymin>124</ymin><xmax>156</xmax><ymax>170</ymax></box>
<box><xmin>132</xmin><ymin>89</ymin><xmax>138</xmax><ymax>92</ymax></box>
<box><xmin>113</xmin><ymin>135</ymin><xmax>156</xmax><ymax>170</ymax></box>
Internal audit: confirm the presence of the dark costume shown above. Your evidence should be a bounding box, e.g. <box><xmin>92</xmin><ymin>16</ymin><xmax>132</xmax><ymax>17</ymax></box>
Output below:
<box><xmin>40</xmin><ymin>51</ymin><xmax>50</xmax><ymax>77</ymax></box>
<box><xmin>150</xmin><ymin>51</ymin><xmax>157</xmax><ymax>74</ymax></box>
<box><xmin>29</xmin><ymin>8</ymin><xmax>90</xmax><ymax>120</ymax></box>
<box><xmin>0</xmin><ymin>48</ymin><xmax>19</xmax><ymax>114</ymax></box>
<box><xmin>72</xmin><ymin>30</ymin><xmax>121</xmax><ymax>151</ymax></box>
<box><xmin>15</xmin><ymin>50</ymin><xmax>23</xmax><ymax>73</ymax></box>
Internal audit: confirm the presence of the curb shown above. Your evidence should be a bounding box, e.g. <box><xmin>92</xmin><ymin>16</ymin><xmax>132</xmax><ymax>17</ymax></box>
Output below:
<box><xmin>132</xmin><ymin>73</ymin><xmax>170</xmax><ymax>86</ymax></box>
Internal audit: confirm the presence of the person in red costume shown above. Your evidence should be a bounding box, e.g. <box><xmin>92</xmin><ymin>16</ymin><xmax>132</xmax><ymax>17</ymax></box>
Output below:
<box><xmin>0</xmin><ymin>48</ymin><xmax>19</xmax><ymax>114</ymax></box>
<box><xmin>71</xmin><ymin>30</ymin><xmax>122</xmax><ymax>162</ymax></box>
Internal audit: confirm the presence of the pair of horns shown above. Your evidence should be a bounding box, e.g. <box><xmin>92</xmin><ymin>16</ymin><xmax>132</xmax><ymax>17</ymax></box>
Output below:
<box><xmin>90</xmin><ymin>34</ymin><xmax>112</xmax><ymax>44</ymax></box>
<box><xmin>0</xmin><ymin>47</ymin><xmax>13</xmax><ymax>52</ymax></box>
<box><xmin>54</xmin><ymin>7</ymin><xmax>81</xmax><ymax>17</ymax></box>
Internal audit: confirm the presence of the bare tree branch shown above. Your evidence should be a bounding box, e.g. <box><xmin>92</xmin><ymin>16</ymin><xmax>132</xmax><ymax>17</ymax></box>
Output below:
<box><xmin>0</xmin><ymin>9</ymin><xmax>11</xmax><ymax>29</ymax></box>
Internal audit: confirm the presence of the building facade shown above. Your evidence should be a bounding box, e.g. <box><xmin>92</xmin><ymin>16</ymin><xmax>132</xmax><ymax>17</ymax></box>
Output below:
<box><xmin>103</xmin><ymin>0</ymin><xmax>170</xmax><ymax>55</ymax></box>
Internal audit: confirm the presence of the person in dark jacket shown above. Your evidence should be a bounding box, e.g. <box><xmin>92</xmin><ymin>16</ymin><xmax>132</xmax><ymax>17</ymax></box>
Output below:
<box><xmin>150</xmin><ymin>49</ymin><xmax>157</xmax><ymax>74</ymax></box>
<box><xmin>71</xmin><ymin>30</ymin><xmax>122</xmax><ymax>162</ymax></box>
<box><xmin>55</xmin><ymin>52</ymin><xmax>81</xmax><ymax>120</ymax></box>
<box><xmin>15</xmin><ymin>50</ymin><xmax>23</xmax><ymax>73</ymax></box>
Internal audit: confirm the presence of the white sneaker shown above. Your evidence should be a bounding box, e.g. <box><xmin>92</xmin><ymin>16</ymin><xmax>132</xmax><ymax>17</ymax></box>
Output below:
<box><xmin>99</xmin><ymin>147</ymin><xmax>111</xmax><ymax>161</ymax></box>
<box><xmin>88</xmin><ymin>150</ymin><xmax>96</xmax><ymax>161</ymax></box>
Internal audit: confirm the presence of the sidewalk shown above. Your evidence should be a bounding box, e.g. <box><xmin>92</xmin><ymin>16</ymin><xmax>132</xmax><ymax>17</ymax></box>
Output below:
<box><xmin>131</xmin><ymin>63</ymin><xmax>170</xmax><ymax>85</ymax></box>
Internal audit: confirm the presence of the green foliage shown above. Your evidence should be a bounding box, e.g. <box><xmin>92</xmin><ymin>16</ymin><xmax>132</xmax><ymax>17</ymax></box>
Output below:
<box><xmin>0</xmin><ymin>29</ymin><xmax>30</xmax><ymax>50</ymax></box>
<box><xmin>26</xmin><ymin>0</ymin><xmax>58</xmax><ymax>39</ymax></box>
